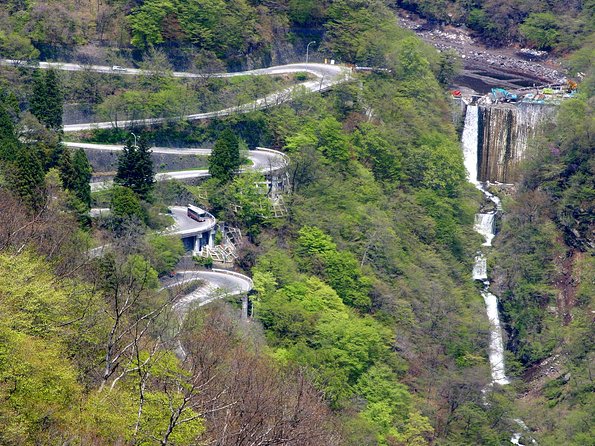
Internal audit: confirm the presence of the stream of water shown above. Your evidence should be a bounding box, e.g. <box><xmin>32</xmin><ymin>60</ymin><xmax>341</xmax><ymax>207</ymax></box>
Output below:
<box><xmin>463</xmin><ymin>104</ymin><xmax>510</xmax><ymax>385</ymax></box>
<box><xmin>462</xmin><ymin>104</ymin><xmax>537</xmax><ymax>444</ymax></box>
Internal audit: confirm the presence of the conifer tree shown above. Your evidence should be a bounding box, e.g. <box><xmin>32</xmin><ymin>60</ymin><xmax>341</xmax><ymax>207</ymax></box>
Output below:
<box><xmin>115</xmin><ymin>140</ymin><xmax>136</xmax><ymax>186</ymax></box>
<box><xmin>44</xmin><ymin>69</ymin><xmax>63</xmax><ymax>132</ymax></box>
<box><xmin>59</xmin><ymin>147</ymin><xmax>77</xmax><ymax>191</ymax></box>
<box><xmin>208</xmin><ymin>128</ymin><xmax>240</xmax><ymax>183</ymax></box>
<box><xmin>8</xmin><ymin>147</ymin><xmax>46</xmax><ymax>211</ymax></box>
<box><xmin>135</xmin><ymin>138</ymin><xmax>155</xmax><ymax>199</ymax></box>
<box><xmin>30</xmin><ymin>69</ymin><xmax>63</xmax><ymax>132</ymax></box>
<box><xmin>0</xmin><ymin>88</ymin><xmax>20</xmax><ymax>120</ymax></box>
<box><xmin>29</xmin><ymin>70</ymin><xmax>45</xmax><ymax>124</ymax></box>
<box><xmin>57</xmin><ymin>146</ymin><xmax>92</xmax><ymax>210</ymax></box>
<box><xmin>0</xmin><ymin>104</ymin><xmax>18</xmax><ymax>162</ymax></box>
<box><xmin>72</xmin><ymin>148</ymin><xmax>92</xmax><ymax>208</ymax></box>
<box><xmin>114</xmin><ymin>136</ymin><xmax>154</xmax><ymax>199</ymax></box>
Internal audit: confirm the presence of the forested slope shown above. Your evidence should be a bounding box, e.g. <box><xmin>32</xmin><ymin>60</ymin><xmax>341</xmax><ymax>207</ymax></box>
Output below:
<box><xmin>490</xmin><ymin>57</ymin><xmax>594</xmax><ymax>445</ymax></box>
<box><xmin>396</xmin><ymin>0</ymin><xmax>594</xmax><ymax>52</ymax></box>
<box><xmin>0</xmin><ymin>0</ymin><xmax>593</xmax><ymax>445</ymax></box>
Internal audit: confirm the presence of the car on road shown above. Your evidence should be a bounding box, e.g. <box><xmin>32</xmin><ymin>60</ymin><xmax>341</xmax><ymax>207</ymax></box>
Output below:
<box><xmin>111</xmin><ymin>65</ymin><xmax>126</xmax><ymax>72</ymax></box>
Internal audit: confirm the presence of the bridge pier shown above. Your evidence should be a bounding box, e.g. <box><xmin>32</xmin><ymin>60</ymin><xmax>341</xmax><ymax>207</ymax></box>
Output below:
<box><xmin>241</xmin><ymin>295</ymin><xmax>249</xmax><ymax>320</ymax></box>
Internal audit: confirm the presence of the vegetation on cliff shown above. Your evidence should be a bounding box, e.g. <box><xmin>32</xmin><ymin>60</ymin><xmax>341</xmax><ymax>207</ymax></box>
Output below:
<box><xmin>491</xmin><ymin>56</ymin><xmax>594</xmax><ymax>444</ymax></box>
<box><xmin>0</xmin><ymin>0</ymin><xmax>592</xmax><ymax>445</ymax></box>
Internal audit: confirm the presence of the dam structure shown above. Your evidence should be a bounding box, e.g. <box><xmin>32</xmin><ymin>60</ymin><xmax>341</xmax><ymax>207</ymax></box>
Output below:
<box><xmin>456</xmin><ymin>98</ymin><xmax>557</xmax><ymax>183</ymax></box>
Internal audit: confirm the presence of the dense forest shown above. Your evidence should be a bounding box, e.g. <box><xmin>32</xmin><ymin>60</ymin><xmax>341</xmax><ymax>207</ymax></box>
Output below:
<box><xmin>397</xmin><ymin>0</ymin><xmax>594</xmax><ymax>51</ymax></box>
<box><xmin>2</xmin><ymin>0</ymin><xmax>591</xmax><ymax>63</ymax></box>
<box><xmin>0</xmin><ymin>0</ymin><xmax>593</xmax><ymax>445</ymax></box>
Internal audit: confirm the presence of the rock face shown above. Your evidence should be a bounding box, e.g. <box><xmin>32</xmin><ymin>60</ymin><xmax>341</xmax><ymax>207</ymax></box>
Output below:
<box><xmin>477</xmin><ymin>103</ymin><xmax>556</xmax><ymax>183</ymax></box>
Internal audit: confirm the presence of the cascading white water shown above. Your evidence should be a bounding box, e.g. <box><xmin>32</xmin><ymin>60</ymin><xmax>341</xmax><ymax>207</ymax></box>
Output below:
<box><xmin>473</xmin><ymin>253</ymin><xmax>488</xmax><ymax>280</ymax></box>
<box><xmin>482</xmin><ymin>290</ymin><xmax>510</xmax><ymax>385</ymax></box>
<box><xmin>475</xmin><ymin>213</ymin><xmax>495</xmax><ymax>246</ymax></box>
<box><xmin>511</xmin><ymin>419</ymin><xmax>538</xmax><ymax>445</ymax></box>
<box><xmin>462</xmin><ymin>103</ymin><xmax>537</xmax><ymax>444</ymax></box>
<box><xmin>462</xmin><ymin>104</ymin><xmax>479</xmax><ymax>185</ymax></box>
<box><xmin>462</xmin><ymin>104</ymin><xmax>510</xmax><ymax>385</ymax></box>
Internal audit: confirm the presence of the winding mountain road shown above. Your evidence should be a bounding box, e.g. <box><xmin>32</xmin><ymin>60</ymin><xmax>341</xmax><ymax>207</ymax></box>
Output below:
<box><xmin>167</xmin><ymin>269</ymin><xmax>253</xmax><ymax>315</ymax></box>
<box><xmin>2</xmin><ymin>59</ymin><xmax>347</xmax><ymax>81</ymax></box>
<box><xmin>54</xmin><ymin>61</ymin><xmax>330</xmax><ymax>309</ymax></box>
<box><xmin>67</xmin><ymin>142</ymin><xmax>288</xmax><ymax>191</ymax></box>
<box><xmin>19</xmin><ymin>61</ymin><xmax>351</xmax><ymax>132</ymax></box>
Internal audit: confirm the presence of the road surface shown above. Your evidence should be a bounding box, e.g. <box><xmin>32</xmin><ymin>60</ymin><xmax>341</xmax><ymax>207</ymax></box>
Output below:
<box><xmin>3</xmin><ymin>61</ymin><xmax>350</xmax><ymax>132</ymax></box>
<box><xmin>167</xmin><ymin>206</ymin><xmax>216</xmax><ymax>237</ymax></box>
<box><xmin>166</xmin><ymin>269</ymin><xmax>253</xmax><ymax>315</ymax></box>
<box><xmin>65</xmin><ymin>142</ymin><xmax>287</xmax><ymax>172</ymax></box>
<box><xmin>1</xmin><ymin>60</ymin><xmax>349</xmax><ymax>131</ymax></box>
<box><xmin>73</xmin><ymin>142</ymin><xmax>288</xmax><ymax>191</ymax></box>
<box><xmin>1</xmin><ymin>59</ymin><xmax>346</xmax><ymax>81</ymax></box>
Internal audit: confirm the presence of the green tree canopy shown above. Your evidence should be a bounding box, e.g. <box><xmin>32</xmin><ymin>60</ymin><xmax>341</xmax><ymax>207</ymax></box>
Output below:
<box><xmin>208</xmin><ymin>128</ymin><xmax>241</xmax><ymax>183</ymax></box>
<box><xmin>520</xmin><ymin>13</ymin><xmax>560</xmax><ymax>50</ymax></box>
<box><xmin>30</xmin><ymin>69</ymin><xmax>63</xmax><ymax>132</ymax></box>
<box><xmin>7</xmin><ymin>146</ymin><xmax>46</xmax><ymax>211</ymax></box>
<box><xmin>110</xmin><ymin>186</ymin><xmax>145</xmax><ymax>222</ymax></box>
<box><xmin>72</xmin><ymin>148</ymin><xmax>92</xmax><ymax>208</ymax></box>
<box><xmin>114</xmin><ymin>137</ymin><xmax>155</xmax><ymax>200</ymax></box>
<box><xmin>0</xmin><ymin>103</ymin><xmax>19</xmax><ymax>162</ymax></box>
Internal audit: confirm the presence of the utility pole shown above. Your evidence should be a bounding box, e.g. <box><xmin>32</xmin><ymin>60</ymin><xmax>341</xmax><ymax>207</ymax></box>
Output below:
<box><xmin>131</xmin><ymin>132</ymin><xmax>138</xmax><ymax>148</ymax></box>
<box><xmin>306</xmin><ymin>41</ymin><xmax>316</xmax><ymax>64</ymax></box>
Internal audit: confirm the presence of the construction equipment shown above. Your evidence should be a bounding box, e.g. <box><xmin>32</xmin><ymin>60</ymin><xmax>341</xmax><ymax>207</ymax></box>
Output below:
<box><xmin>491</xmin><ymin>88</ymin><xmax>518</xmax><ymax>103</ymax></box>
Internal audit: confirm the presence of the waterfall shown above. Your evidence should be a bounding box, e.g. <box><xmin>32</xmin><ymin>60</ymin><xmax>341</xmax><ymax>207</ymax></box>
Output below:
<box><xmin>473</xmin><ymin>253</ymin><xmax>487</xmax><ymax>280</ymax></box>
<box><xmin>475</xmin><ymin>213</ymin><xmax>495</xmax><ymax>246</ymax></box>
<box><xmin>462</xmin><ymin>105</ymin><xmax>479</xmax><ymax>185</ymax></box>
<box><xmin>461</xmin><ymin>105</ymin><xmax>542</xmax><ymax>445</ymax></box>
<box><xmin>462</xmin><ymin>103</ymin><xmax>539</xmax><ymax>444</ymax></box>
<box><xmin>462</xmin><ymin>104</ymin><xmax>510</xmax><ymax>384</ymax></box>
<box><xmin>482</xmin><ymin>290</ymin><xmax>510</xmax><ymax>385</ymax></box>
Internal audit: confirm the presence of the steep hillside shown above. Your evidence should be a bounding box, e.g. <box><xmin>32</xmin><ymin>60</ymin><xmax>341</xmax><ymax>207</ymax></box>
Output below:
<box><xmin>490</xmin><ymin>56</ymin><xmax>594</xmax><ymax>444</ymax></box>
<box><xmin>0</xmin><ymin>1</ymin><xmax>592</xmax><ymax>445</ymax></box>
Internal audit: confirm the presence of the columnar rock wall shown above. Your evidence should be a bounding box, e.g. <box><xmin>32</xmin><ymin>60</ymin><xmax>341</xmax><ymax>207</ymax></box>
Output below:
<box><xmin>477</xmin><ymin>103</ymin><xmax>557</xmax><ymax>183</ymax></box>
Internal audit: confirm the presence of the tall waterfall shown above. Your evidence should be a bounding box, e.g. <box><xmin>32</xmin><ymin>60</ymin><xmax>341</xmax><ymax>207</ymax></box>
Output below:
<box><xmin>462</xmin><ymin>104</ymin><xmax>479</xmax><ymax>185</ymax></box>
<box><xmin>482</xmin><ymin>289</ymin><xmax>510</xmax><ymax>385</ymax></box>
<box><xmin>463</xmin><ymin>102</ymin><xmax>540</xmax><ymax>444</ymax></box>
<box><xmin>462</xmin><ymin>104</ymin><xmax>510</xmax><ymax>385</ymax></box>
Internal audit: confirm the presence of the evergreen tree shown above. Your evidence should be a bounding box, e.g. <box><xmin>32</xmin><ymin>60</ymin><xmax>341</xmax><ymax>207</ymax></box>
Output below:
<box><xmin>114</xmin><ymin>137</ymin><xmax>154</xmax><ymax>199</ymax></box>
<box><xmin>29</xmin><ymin>70</ymin><xmax>46</xmax><ymax>126</ymax></box>
<box><xmin>135</xmin><ymin>138</ymin><xmax>155</xmax><ymax>199</ymax></box>
<box><xmin>72</xmin><ymin>148</ymin><xmax>92</xmax><ymax>208</ymax></box>
<box><xmin>58</xmin><ymin>147</ymin><xmax>76</xmax><ymax>191</ymax></box>
<box><xmin>8</xmin><ymin>147</ymin><xmax>46</xmax><ymax>211</ymax></box>
<box><xmin>57</xmin><ymin>146</ymin><xmax>92</xmax><ymax>211</ymax></box>
<box><xmin>0</xmin><ymin>88</ymin><xmax>20</xmax><ymax>121</ymax></box>
<box><xmin>44</xmin><ymin>70</ymin><xmax>63</xmax><ymax>132</ymax></box>
<box><xmin>115</xmin><ymin>140</ymin><xmax>137</xmax><ymax>186</ymax></box>
<box><xmin>30</xmin><ymin>69</ymin><xmax>63</xmax><ymax>133</ymax></box>
<box><xmin>208</xmin><ymin>129</ymin><xmax>241</xmax><ymax>183</ymax></box>
<box><xmin>0</xmin><ymin>104</ymin><xmax>18</xmax><ymax>162</ymax></box>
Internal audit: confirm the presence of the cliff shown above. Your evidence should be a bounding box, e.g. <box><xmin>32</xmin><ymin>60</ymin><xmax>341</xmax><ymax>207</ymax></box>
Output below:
<box><xmin>477</xmin><ymin>103</ymin><xmax>557</xmax><ymax>183</ymax></box>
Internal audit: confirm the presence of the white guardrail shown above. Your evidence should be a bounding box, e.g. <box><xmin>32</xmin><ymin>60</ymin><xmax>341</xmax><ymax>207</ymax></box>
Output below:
<box><xmin>211</xmin><ymin>268</ymin><xmax>254</xmax><ymax>291</ymax></box>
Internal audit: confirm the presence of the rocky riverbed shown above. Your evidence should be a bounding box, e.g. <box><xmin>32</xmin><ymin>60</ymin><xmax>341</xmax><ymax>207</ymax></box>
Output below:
<box><xmin>396</xmin><ymin>13</ymin><xmax>567</xmax><ymax>93</ymax></box>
